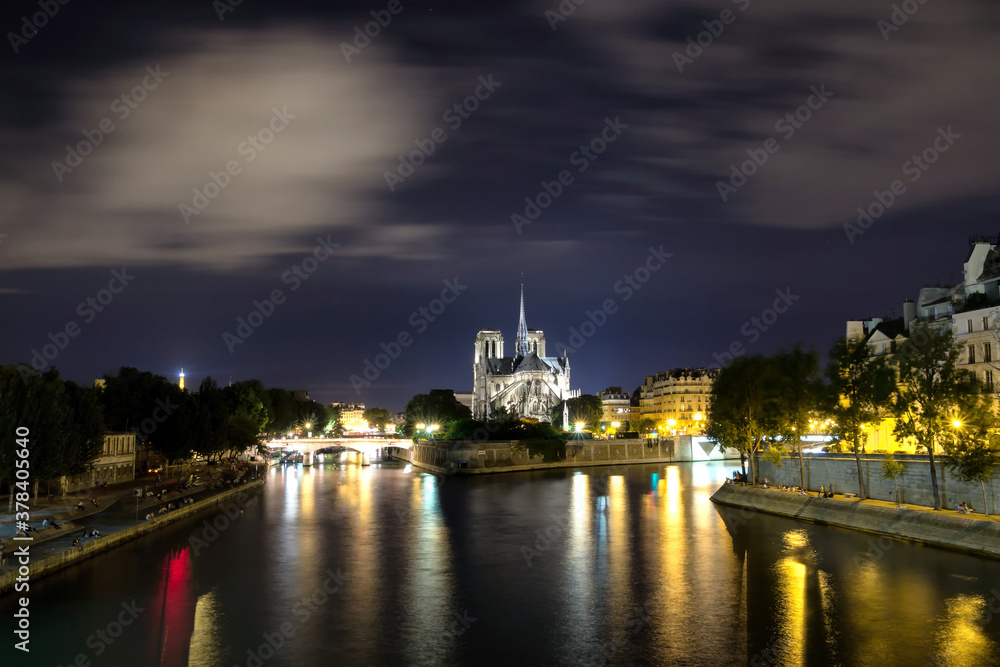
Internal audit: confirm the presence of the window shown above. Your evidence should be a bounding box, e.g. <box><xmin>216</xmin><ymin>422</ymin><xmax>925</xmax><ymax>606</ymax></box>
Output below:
<box><xmin>968</xmin><ymin>320</ymin><xmax>973</xmax><ymax>333</ymax></box>
<box><xmin>984</xmin><ymin>316</ymin><xmax>989</xmax><ymax>331</ymax></box>
<box><xmin>986</xmin><ymin>343</ymin><xmax>993</xmax><ymax>363</ymax></box>
<box><xmin>969</xmin><ymin>344</ymin><xmax>976</xmax><ymax>364</ymax></box>
<box><xmin>986</xmin><ymin>370</ymin><xmax>994</xmax><ymax>390</ymax></box>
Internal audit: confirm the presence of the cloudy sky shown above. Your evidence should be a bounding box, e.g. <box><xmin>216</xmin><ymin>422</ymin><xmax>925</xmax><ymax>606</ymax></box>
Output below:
<box><xmin>2</xmin><ymin>0</ymin><xmax>998</xmax><ymax>411</ymax></box>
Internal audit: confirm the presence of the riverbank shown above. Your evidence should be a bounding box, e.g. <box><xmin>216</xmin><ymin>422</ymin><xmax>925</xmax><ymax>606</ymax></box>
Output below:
<box><xmin>710</xmin><ymin>483</ymin><xmax>1000</xmax><ymax>560</ymax></box>
<box><xmin>0</xmin><ymin>478</ymin><xmax>265</xmax><ymax>595</ymax></box>
<box><xmin>389</xmin><ymin>437</ymin><xmax>737</xmax><ymax>475</ymax></box>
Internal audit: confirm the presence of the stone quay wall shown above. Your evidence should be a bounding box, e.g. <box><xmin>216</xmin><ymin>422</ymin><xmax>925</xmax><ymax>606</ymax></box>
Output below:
<box><xmin>711</xmin><ymin>483</ymin><xmax>1000</xmax><ymax>560</ymax></box>
<box><xmin>757</xmin><ymin>453</ymin><xmax>999</xmax><ymax>511</ymax></box>
<box><xmin>0</xmin><ymin>478</ymin><xmax>265</xmax><ymax>596</ymax></box>
<box><xmin>387</xmin><ymin>437</ymin><xmax>737</xmax><ymax>475</ymax></box>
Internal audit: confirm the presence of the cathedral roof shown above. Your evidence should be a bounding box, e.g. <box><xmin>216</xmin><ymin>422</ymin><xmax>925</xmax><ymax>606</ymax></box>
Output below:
<box><xmin>513</xmin><ymin>351</ymin><xmax>551</xmax><ymax>372</ymax></box>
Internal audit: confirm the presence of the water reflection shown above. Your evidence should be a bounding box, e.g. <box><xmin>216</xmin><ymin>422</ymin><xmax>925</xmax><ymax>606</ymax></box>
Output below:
<box><xmin>7</xmin><ymin>462</ymin><xmax>1000</xmax><ymax>667</ymax></box>
<box><xmin>931</xmin><ymin>595</ymin><xmax>996</xmax><ymax>667</ymax></box>
<box><xmin>144</xmin><ymin>547</ymin><xmax>197</xmax><ymax>667</ymax></box>
<box><xmin>187</xmin><ymin>589</ymin><xmax>222</xmax><ymax>667</ymax></box>
<box><xmin>401</xmin><ymin>473</ymin><xmax>456</xmax><ymax>665</ymax></box>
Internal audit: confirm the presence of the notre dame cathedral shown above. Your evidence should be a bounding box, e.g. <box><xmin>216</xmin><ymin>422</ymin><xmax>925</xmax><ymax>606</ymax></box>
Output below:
<box><xmin>472</xmin><ymin>286</ymin><xmax>578</xmax><ymax>422</ymax></box>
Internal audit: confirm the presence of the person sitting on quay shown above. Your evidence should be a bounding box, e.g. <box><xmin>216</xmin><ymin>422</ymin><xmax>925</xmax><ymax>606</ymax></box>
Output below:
<box><xmin>41</xmin><ymin>519</ymin><xmax>50</xmax><ymax>529</ymax></box>
<box><xmin>90</xmin><ymin>498</ymin><xmax>99</xmax><ymax>507</ymax></box>
<box><xmin>76</xmin><ymin>501</ymin><xmax>85</xmax><ymax>511</ymax></box>
<box><xmin>146</xmin><ymin>513</ymin><xmax>157</xmax><ymax>524</ymax></box>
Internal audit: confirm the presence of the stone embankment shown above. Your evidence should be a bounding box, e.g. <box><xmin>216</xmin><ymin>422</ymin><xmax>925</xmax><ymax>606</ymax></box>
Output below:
<box><xmin>389</xmin><ymin>437</ymin><xmax>736</xmax><ymax>475</ymax></box>
<box><xmin>0</xmin><ymin>478</ymin><xmax>265</xmax><ymax>595</ymax></box>
<box><xmin>710</xmin><ymin>483</ymin><xmax>1000</xmax><ymax>560</ymax></box>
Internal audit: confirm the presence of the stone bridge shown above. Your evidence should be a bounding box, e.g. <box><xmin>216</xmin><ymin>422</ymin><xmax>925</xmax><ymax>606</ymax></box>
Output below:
<box><xmin>264</xmin><ymin>437</ymin><xmax>411</xmax><ymax>466</ymax></box>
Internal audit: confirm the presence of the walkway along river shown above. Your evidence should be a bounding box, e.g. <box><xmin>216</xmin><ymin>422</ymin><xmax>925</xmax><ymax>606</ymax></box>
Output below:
<box><xmin>2</xmin><ymin>460</ymin><xmax>1000</xmax><ymax>666</ymax></box>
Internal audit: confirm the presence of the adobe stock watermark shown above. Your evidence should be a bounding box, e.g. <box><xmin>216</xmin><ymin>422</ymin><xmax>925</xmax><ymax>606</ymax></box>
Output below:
<box><xmin>878</xmin><ymin>0</ymin><xmax>931</xmax><ymax>41</ymax></box>
<box><xmin>51</xmin><ymin>65</ymin><xmax>169</xmax><ymax>182</ymax></box>
<box><xmin>717</xmin><ymin>84</ymin><xmax>834</xmax><ymax>202</ymax></box>
<box><xmin>179</xmin><ymin>107</ymin><xmax>295</xmax><ymax>224</ymax></box>
<box><xmin>349</xmin><ymin>278</ymin><xmax>467</xmax><ymax>394</ymax></box>
<box><xmin>843</xmin><ymin>126</ymin><xmax>960</xmax><ymax>244</ymax></box>
<box><xmin>709</xmin><ymin>287</ymin><xmax>799</xmax><ymax>368</ymax></box>
<box><xmin>53</xmin><ymin>599</ymin><xmax>145</xmax><ymax>666</ymax></box>
<box><xmin>223</xmin><ymin>236</ymin><xmax>339</xmax><ymax>353</ymax></box>
<box><xmin>186</xmin><ymin>492</ymin><xmax>254</xmax><ymax>556</ymax></box>
<box><xmin>384</xmin><ymin>75</ymin><xmax>502</xmax><ymax>192</ymax></box>
<box><xmin>555</xmin><ymin>245</ymin><xmax>671</xmax><ymax>355</ymax></box>
<box><xmin>213</xmin><ymin>0</ymin><xmax>245</xmax><ymax>21</ymax></box>
<box><xmin>7</xmin><ymin>0</ymin><xmax>71</xmax><ymax>54</ymax></box>
<box><xmin>16</xmin><ymin>268</ymin><xmax>135</xmax><ymax>379</ymax></box>
<box><xmin>340</xmin><ymin>0</ymin><xmax>413</xmax><ymax>63</ymax></box>
<box><xmin>520</xmin><ymin>512</ymin><xmax>570</xmax><ymax>566</ymax></box>
<box><xmin>544</xmin><ymin>0</ymin><xmax>587</xmax><ymax>31</ymax></box>
<box><xmin>511</xmin><ymin>116</ymin><xmax>628</xmax><ymax>234</ymax></box>
<box><xmin>672</xmin><ymin>0</ymin><xmax>751</xmax><ymax>73</ymax></box>
<box><xmin>236</xmin><ymin>568</ymin><xmax>347</xmax><ymax>667</ymax></box>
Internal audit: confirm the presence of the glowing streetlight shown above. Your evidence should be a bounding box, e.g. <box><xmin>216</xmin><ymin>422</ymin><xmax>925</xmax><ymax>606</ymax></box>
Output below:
<box><xmin>416</xmin><ymin>423</ymin><xmax>426</xmax><ymax>430</ymax></box>
<box><xmin>611</xmin><ymin>422</ymin><xmax>620</xmax><ymax>428</ymax></box>
<box><xmin>952</xmin><ymin>420</ymin><xmax>962</xmax><ymax>428</ymax></box>
<box><xmin>429</xmin><ymin>424</ymin><xmax>440</xmax><ymax>431</ymax></box>
<box><xmin>575</xmin><ymin>422</ymin><xmax>584</xmax><ymax>432</ymax></box>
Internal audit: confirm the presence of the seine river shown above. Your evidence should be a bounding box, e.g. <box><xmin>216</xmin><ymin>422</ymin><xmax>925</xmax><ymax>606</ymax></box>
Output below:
<box><xmin>4</xmin><ymin>460</ymin><xmax>1000</xmax><ymax>666</ymax></box>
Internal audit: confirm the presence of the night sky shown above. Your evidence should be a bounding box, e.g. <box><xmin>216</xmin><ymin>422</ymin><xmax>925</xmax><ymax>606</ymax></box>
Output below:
<box><xmin>2</xmin><ymin>0</ymin><xmax>998</xmax><ymax>412</ymax></box>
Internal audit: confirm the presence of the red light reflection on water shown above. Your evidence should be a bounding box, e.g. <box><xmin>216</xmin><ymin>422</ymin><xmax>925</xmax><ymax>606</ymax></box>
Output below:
<box><xmin>143</xmin><ymin>546</ymin><xmax>197</xmax><ymax>667</ymax></box>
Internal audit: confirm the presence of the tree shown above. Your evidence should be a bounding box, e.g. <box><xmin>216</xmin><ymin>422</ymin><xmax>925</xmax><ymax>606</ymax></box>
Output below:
<box><xmin>550</xmin><ymin>394</ymin><xmax>603</xmax><ymax>431</ymax></box>
<box><xmin>764</xmin><ymin>347</ymin><xmax>822</xmax><ymax>490</ymax></box>
<box><xmin>265</xmin><ymin>388</ymin><xmax>298</xmax><ymax>436</ymax></box>
<box><xmin>363</xmin><ymin>407</ymin><xmax>393</xmax><ymax>432</ymax></box>
<box><xmin>0</xmin><ymin>367</ymin><xmax>105</xmax><ymax>502</ymax></box>
<box><xmin>705</xmin><ymin>355</ymin><xmax>769</xmax><ymax>482</ymax></box>
<box><xmin>941</xmin><ymin>393</ymin><xmax>999</xmax><ymax>515</ymax></box>
<box><xmin>881</xmin><ymin>453</ymin><xmax>905</xmax><ymax>506</ymax></box>
<box><xmin>634</xmin><ymin>416</ymin><xmax>655</xmax><ymax>434</ymax></box>
<box><xmin>827</xmin><ymin>336</ymin><xmax>895</xmax><ymax>499</ymax></box>
<box><xmin>403</xmin><ymin>390</ymin><xmax>472</xmax><ymax>436</ymax></box>
<box><xmin>328</xmin><ymin>404</ymin><xmax>345</xmax><ymax>437</ymax></box>
<box><xmin>891</xmin><ymin>322</ymin><xmax>978</xmax><ymax>510</ymax></box>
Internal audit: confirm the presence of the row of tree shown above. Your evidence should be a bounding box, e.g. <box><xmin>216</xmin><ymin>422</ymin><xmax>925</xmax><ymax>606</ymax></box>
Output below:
<box><xmin>705</xmin><ymin>323</ymin><xmax>1000</xmax><ymax>512</ymax></box>
<box><xmin>0</xmin><ymin>364</ymin><xmax>398</xmax><ymax>496</ymax></box>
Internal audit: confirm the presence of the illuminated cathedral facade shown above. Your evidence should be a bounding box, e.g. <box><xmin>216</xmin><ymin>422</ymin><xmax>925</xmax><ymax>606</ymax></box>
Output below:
<box><xmin>472</xmin><ymin>286</ymin><xmax>578</xmax><ymax>422</ymax></box>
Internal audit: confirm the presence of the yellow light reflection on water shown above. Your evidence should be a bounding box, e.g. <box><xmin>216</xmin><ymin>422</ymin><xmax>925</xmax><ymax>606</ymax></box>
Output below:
<box><xmin>563</xmin><ymin>472</ymin><xmax>595</xmax><ymax>656</ymax></box>
<box><xmin>773</xmin><ymin>530</ymin><xmax>811</xmax><ymax>667</ymax></box>
<box><xmin>607</xmin><ymin>476</ymin><xmax>630</xmax><ymax>631</ymax></box>
<box><xmin>187</xmin><ymin>589</ymin><xmax>221</xmax><ymax>667</ymax></box>
<box><xmin>401</xmin><ymin>473</ymin><xmax>456</xmax><ymax>664</ymax></box>
<box><xmin>931</xmin><ymin>595</ymin><xmax>996</xmax><ymax>667</ymax></box>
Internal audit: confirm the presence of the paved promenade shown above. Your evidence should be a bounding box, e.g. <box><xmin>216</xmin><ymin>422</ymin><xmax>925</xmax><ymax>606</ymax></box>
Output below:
<box><xmin>0</xmin><ymin>463</ymin><xmax>265</xmax><ymax>573</ymax></box>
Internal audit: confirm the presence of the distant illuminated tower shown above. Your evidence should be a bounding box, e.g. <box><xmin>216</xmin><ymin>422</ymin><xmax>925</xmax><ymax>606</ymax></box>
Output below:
<box><xmin>179</xmin><ymin>368</ymin><xmax>185</xmax><ymax>391</ymax></box>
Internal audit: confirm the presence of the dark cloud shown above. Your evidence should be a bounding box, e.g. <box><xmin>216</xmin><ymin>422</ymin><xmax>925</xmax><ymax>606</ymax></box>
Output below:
<box><xmin>1</xmin><ymin>0</ymin><xmax>998</xmax><ymax>410</ymax></box>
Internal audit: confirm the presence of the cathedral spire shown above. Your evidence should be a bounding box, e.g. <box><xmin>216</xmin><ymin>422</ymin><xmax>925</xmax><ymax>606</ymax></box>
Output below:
<box><xmin>516</xmin><ymin>283</ymin><xmax>530</xmax><ymax>357</ymax></box>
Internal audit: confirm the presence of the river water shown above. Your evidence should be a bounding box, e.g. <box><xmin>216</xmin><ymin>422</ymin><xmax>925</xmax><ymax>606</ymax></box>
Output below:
<box><xmin>3</xmin><ymin>460</ymin><xmax>1000</xmax><ymax>666</ymax></box>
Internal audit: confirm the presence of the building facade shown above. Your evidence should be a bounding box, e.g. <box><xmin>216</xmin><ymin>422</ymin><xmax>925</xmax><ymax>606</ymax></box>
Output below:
<box><xmin>638</xmin><ymin>368</ymin><xmax>718</xmax><ymax>436</ymax></box>
<box><xmin>62</xmin><ymin>432</ymin><xmax>137</xmax><ymax>492</ymax></box>
<box><xmin>843</xmin><ymin>236</ymin><xmax>1000</xmax><ymax>454</ymax></box>
<box><xmin>472</xmin><ymin>286</ymin><xmax>577</xmax><ymax>421</ymax></box>
<box><xmin>598</xmin><ymin>387</ymin><xmax>633</xmax><ymax>427</ymax></box>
